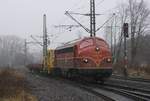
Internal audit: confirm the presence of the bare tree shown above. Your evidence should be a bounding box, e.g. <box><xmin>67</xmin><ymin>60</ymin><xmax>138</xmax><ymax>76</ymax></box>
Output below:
<box><xmin>114</xmin><ymin>3</ymin><xmax>129</xmax><ymax>63</ymax></box>
<box><xmin>128</xmin><ymin>0</ymin><xmax>150</xmax><ymax>65</ymax></box>
<box><xmin>0</xmin><ymin>35</ymin><xmax>26</xmax><ymax>67</ymax></box>
<box><xmin>115</xmin><ymin>0</ymin><xmax>150</xmax><ymax>66</ymax></box>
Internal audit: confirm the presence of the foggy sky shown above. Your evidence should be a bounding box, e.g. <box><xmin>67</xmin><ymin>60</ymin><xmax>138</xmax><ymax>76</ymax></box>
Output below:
<box><xmin>0</xmin><ymin>0</ymin><xmax>150</xmax><ymax>45</ymax></box>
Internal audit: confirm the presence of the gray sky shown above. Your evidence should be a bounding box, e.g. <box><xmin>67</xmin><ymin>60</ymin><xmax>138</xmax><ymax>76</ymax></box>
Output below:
<box><xmin>0</xmin><ymin>0</ymin><xmax>150</xmax><ymax>47</ymax></box>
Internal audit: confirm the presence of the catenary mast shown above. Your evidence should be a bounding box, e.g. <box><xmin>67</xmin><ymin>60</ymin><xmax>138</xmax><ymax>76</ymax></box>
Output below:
<box><xmin>90</xmin><ymin>0</ymin><xmax>96</xmax><ymax>37</ymax></box>
<box><xmin>43</xmin><ymin>14</ymin><xmax>48</xmax><ymax>70</ymax></box>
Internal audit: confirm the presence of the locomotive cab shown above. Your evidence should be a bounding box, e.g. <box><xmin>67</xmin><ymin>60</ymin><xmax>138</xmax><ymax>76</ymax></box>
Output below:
<box><xmin>76</xmin><ymin>37</ymin><xmax>112</xmax><ymax>80</ymax></box>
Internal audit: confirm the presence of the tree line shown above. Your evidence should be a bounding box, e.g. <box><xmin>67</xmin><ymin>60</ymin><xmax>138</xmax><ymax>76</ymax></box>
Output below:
<box><xmin>0</xmin><ymin>35</ymin><xmax>35</xmax><ymax>67</ymax></box>
<box><xmin>108</xmin><ymin>0</ymin><xmax>150</xmax><ymax>67</ymax></box>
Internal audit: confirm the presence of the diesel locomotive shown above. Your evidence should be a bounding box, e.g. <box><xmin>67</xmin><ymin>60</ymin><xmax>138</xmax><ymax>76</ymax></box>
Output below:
<box><xmin>54</xmin><ymin>36</ymin><xmax>112</xmax><ymax>81</ymax></box>
<box><xmin>27</xmin><ymin>36</ymin><xmax>112</xmax><ymax>82</ymax></box>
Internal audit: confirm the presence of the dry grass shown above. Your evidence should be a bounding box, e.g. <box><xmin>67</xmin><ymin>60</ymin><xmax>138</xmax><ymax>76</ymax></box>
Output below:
<box><xmin>127</xmin><ymin>67</ymin><xmax>150</xmax><ymax>79</ymax></box>
<box><xmin>113</xmin><ymin>64</ymin><xmax>150</xmax><ymax>79</ymax></box>
<box><xmin>0</xmin><ymin>68</ymin><xmax>37</xmax><ymax>101</ymax></box>
<box><xmin>0</xmin><ymin>92</ymin><xmax>37</xmax><ymax>101</ymax></box>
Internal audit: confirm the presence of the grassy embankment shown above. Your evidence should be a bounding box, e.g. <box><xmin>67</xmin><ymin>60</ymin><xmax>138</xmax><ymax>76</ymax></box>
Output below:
<box><xmin>0</xmin><ymin>68</ymin><xmax>37</xmax><ymax>101</ymax></box>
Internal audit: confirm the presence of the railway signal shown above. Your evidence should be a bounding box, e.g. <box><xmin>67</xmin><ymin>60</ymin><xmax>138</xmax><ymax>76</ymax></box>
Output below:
<box><xmin>123</xmin><ymin>23</ymin><xmax>129</xmax><ymax>38</ymax></box>
<box><xmin>123</xmin><ymin>23</ymin><xmax>129</xmax><ymax>77</ymax></box>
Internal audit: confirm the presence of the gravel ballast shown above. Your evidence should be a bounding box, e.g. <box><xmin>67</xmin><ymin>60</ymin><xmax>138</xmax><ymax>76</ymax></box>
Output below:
<box><xmin>25</xmin><ymin>71</ymin><xmax>104</xmax><ymax>101</ymax></box>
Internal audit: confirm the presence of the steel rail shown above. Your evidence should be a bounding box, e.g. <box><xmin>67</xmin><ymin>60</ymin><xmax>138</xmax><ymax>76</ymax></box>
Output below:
<box><xmin>104</xmin><ymin>83</ymin><xmax>150</xmax><ymax>94</ymax></box>
<box><xmin>99</xmin><ymin>85</ymin><xmax>149</xmax><ymax>101</ymax></box>
<box><xmin>95</xmin><ymin>82</ymin><xmax>150</xmax><ymax>101</ymax></box>
<box><xmin>63</xmin><ymin>79</ymin><xmax>115</xmax><ymax>101</ymax></box>
<box><xmin>112</xmin><ymin>75</ymin><xmax>150</xmax><ymax>83</ymax></box>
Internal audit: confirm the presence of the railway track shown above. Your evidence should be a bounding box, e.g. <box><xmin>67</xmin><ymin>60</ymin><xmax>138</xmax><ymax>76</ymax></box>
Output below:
<box><xmin>70</xmin><ymin>82</ymin><xmax>115</xmax><ymax>101</ymax></box>
<box><xmin>48</xmin><ymin>77</ymin><xmax>115</xmax><ymax>101</ymax></box>
<box><xmin>104</xmin><ymin>82</ymin><xmax>150</xmax><ymax>95</ymax></box>
<box><xmin>61</xmin><ymin>78</ymin><xmax>147</xmax><ymax>101</ymax></box>
<box><xmin>29</xmin><ymin>71</ymin><xmax>150</xmax><ymax>101</ymax></box>
<box><xmin>64</xmin><ymin>77</ymin><xmax>150</xmax><ymax>101</ymax></box>
<box><xmin>28</xmin><ymin>72</ymin><xmax>115</xmax><ymax>101</ymax></box>
<box><xmin>100</xmin><ymin>75</ymin><xmax>150</xmax><ymax>101</ymax></box>
<box><xmin>97</xmin><ymin>83</ymin><xmax>150</xmax><ymax>101</ymax></box>
<box><xmin>112</xmin><ymin>75</ymin><xmax>150</xmax><ymax>83</ymax></box>
<box><xmin>110</xmin><ymin>74</ymin><xmax>150</xmax><ymax>92</ymax></box>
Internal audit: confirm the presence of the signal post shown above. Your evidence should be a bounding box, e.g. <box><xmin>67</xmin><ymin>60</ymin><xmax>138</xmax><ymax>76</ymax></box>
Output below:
<box><xmin>123</xmin><ymin>23</ymin><xmax>129</xmax><ymax>77</ymax></box>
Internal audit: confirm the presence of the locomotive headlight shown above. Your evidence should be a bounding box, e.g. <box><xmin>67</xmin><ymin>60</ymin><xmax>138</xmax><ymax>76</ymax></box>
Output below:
<box><xmin>107</xmin><ymin>58</ymin><xmax>111</xmax><ymax>63</ymax></box>
<box><xmin>95</xmin><ymin>47</ymin><xmax>100</xmax><ymax>51</ymax></box>
<box><xmin>83</xmin><ymin>59</ymin><xmax>88</xmax><ymax>63</ymax></box>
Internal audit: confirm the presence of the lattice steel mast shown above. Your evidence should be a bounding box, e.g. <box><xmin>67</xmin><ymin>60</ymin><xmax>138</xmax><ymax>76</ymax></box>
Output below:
<box><xmin>43</xmin><ymin>14</ymin><xmax>48</xmax><ymax>70</ymax></box>
<box><xmin>90</xmin><ymin>0</ymin><xmax>96</xmax><ymax>37</ymax></box>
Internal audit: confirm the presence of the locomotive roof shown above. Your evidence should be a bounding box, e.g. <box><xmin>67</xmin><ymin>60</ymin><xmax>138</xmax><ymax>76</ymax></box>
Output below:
<box><xmin>55</xmin><ymin>37</ymin><xmax>105</xmax><ymax>50</ymax></box>
<box><xmin>56</xmin><ymin>38</ymin><xmax>82</xmax><ymax>50</ymax></box>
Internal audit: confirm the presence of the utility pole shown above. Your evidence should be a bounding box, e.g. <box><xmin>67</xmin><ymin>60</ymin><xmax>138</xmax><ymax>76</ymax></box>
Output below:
<box><xmin>24</xmin><ymin>39</ymin><xmax>27</xmax><ymax>66</ymax></box>
<box><xmin>110</xmin><ymin>21</ymin><xmax>113</xmax><ymax>55</ymax></box>
<box><xmin>90</xmin><ymin>0</ymin><xmax>96</xmax><ymax>37</ymax></box>
<box><xmin>113</xmin><ymin>15</ymin><xmax>117</xmax><ymax>64</ymax></box>
<box><xmin>43</xmin><ymin>14</ymin><xmax>48</xmax><ymax>71</ymax></box>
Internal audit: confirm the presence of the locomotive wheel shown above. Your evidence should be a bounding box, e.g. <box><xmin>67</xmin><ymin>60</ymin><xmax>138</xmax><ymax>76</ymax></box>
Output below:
<box><xmin>100</xmin><ymin>79</ymin><xmax>104</xmax><ymax>85</ymax></box>
<box><xmin>67</xmin><ymin>71</ymin><xmax>72</xmax><ymax>79</ymax></box>
<box><xmin>98</xmin><ymin>78</ymin><xmax>105</xmax><ymax>85</ymax></box>
<box><xmin>52</xmin><ymin>68</ymin><xmax>62</xmax><ymax>77</ymax></box>
<box><xmin>94</xmin><ymin>77</ymin><xmax>105</xmax><ymax>84</ymax></box>
<box><xmin>30</xmin><ymin>69</ymin><xmax>34</xmax><ymax>73</ymax></box>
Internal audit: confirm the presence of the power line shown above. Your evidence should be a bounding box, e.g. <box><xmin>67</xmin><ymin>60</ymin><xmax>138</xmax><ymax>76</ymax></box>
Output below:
<box><xmin>65</xmin><ymin>11</ymin><xmax>90</xmax><ymax>33</ymax></box>
<box><xmin>68</xmin><ymin>0</ymin><xmax>85</xmax><ymax>11</ymax></box>
<box><xmin>30</xmin><ymin>35</ymin><xmax>43</xmax><ymax>46</ymax></box>
<box><xmin>96</xmin><ymin>0</ymin><xmax>105</xmax><ymax>6</ymax></box>
<box><xmin>54</xmin><ymin>1</ymin><xmax>89</xmax><ymax>39</ymax></box>
<box><xmin>56</xmin><ymin>0</ymin><xmax>87</xmax><ymax>25</ymax></box>
<box><xmin>54</xmin><ymin>25</ymin><xmax>80</xmax><ymax>31</ymax></box>
<box><xmin>96</xmin><ymin>13</ymin><xmax>116</xmax><ymax>32</ymax></box>
<box><xmin>54</xmin><ymin>0</ymin><xmax>110</xmax><ymax>39</ymax></box>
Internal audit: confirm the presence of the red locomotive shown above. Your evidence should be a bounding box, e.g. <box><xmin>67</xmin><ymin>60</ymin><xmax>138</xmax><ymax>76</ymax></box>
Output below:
<box><xmin>54</xmin><ymin>36</ymin><xmax>112</xmax><ymax>82</ymax></box>
<box><xmin>27</xmin><ymin>36</ymin><xmax>112</xmax><ymax>83</ymax></box>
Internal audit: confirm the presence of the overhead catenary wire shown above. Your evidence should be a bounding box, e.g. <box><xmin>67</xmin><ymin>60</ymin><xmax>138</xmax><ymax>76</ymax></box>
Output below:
<box><xmin>96</xmin><ymin>0</ymin><xmax>105</xmax><ymax>6</ymax></box>
<box><xmin>65</xmin><ymin>11</ymin><xmax>90</xmax><ymax>33</ymax></box>
<box><xmin>68</xmin><ymin>0</ymin><xmax>87</xmax><ymax>12</ymax></box>
<box><xmin>96</xmin><ymin>13</ymin><xmax>116</xmax><ymax>32</ymax></box>
<box><xmin>30</xmin><ymin>35</ymin><xmax>43</xmax><ymax>46</ymax></box>
<box><xmin>57</xmin><ymin>0</ymin><xmax>88</xmax><ymax>25</ymax></box>
<box><xmin>51</xmin><ymin>0</ymin><xmax>89</xmax><ymax>42</ymax></box>
<box><xmin>53</xmin><ymin>0</ymin><xmax>115</xmax><ymax>41</ymax></box>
